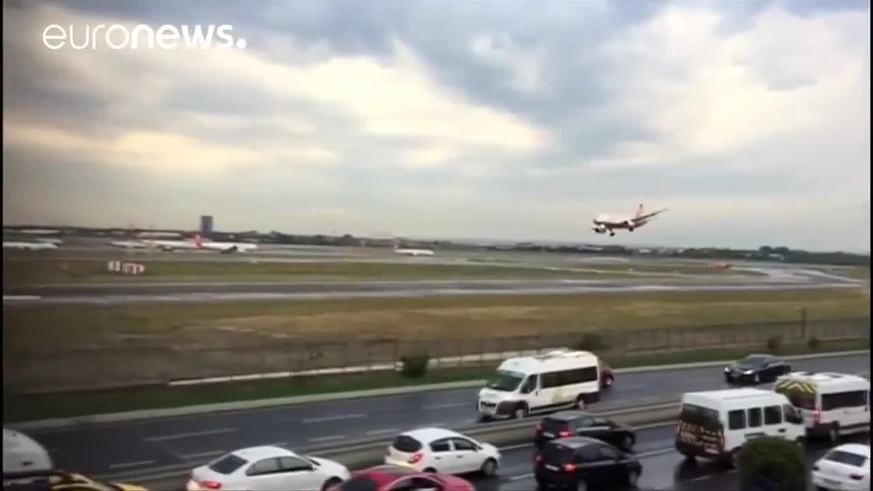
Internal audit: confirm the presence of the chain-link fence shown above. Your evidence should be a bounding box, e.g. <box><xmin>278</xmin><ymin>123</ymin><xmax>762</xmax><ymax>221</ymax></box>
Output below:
<box><xmin>4</xmin><ymin>317</ymin><xmax>869</xmax><ymax>392</ymax></box>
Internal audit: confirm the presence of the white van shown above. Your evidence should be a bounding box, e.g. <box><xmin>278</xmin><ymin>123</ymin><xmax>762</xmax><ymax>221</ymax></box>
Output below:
<box><xmin>675</xmin><ymin>388</ymin><xmax>805</xmax><ymax>468</ymax></box>
<box><xmin>774</xmin><ymin>371</ymin><xmax>870</xmax><ymax>443</ymax></box>
<box><xmin>3</xmin><ymin>428</ymin><xmax>53</xmax><ymax>487</ymax></box>
<box><xmin>477</xmin><ymin>349</ymin><xmax>600</xmax><ymax>420</ymax></box>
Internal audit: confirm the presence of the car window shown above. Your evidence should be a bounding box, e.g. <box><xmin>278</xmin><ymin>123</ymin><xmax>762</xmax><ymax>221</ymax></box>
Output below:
<box><xmin>825</xmin><ymin>450</ymin><xmax>869</xmax><ymax>468</ymax></box>
<box><xmin>764</xmin><ymin>406</ymin><xmax>782</xmax><ymax>425</ymax></box>
<box><xmin>598</xmin><ymin>445</ymin><xmax>620</xmax><ymax>460</ymax></box>
<box><xmin>388</xmin><ymin>476</ymin><xmax>443</xmax><ymax>491</ymax></box>
<box><xmin>748</xmin><ymin>408</ymin><xmax>762</xmax><ymax>428</ymax></box>
<box><xmin>728</xmin><ymin>410</ymin><xmax>746</xmax><ymax>430</ymax></box>
<box><xmin>278</xmin><ymin>456</ymin><xmax>313</xmax><ymax>472</ymax></box>
<box><xmin>520</xmin><ymin>375</ymin><xmax>538</xmax><ymax>394</ymax></box>
<box><xmin>591</xmin><ymin>417</ymin><xmax>610</xmax><ymax>427</ymax></box>
<box><xmin>392</xmin><ymin>435</ymin><xmax>423</xmax><ymax>453</ymax></box>
<box><xmin>451</xmin><ymin>438</ymin><xmax>477</xmax><ymax>452</ymax></box>
<box><xmin>577</xmin><ymin>417</ymin><xmax>593</xmax><ymax>428</ymax></box>
<box><xmin>246</xmin><ymin>457</ymin><xmax>281</xmax><ymax>476</ymax></box>
<box><xmin>579</xmin><ymin>446</ymin><xmax>602</xmax><ymax>462</ymax></box>
<box><xmin>783</xmin><ymin>405</ymin><xmax>802</xmax><ymax>424</ymax></box>
<box><xmin>209</xmin><ymin>454</ymin><xmax>249</xmax><ymax>475</ymax></box>
<box><xmin>429</xmin><ymin>439</ymin><xmax>451</xmax><ymax>453</ymax></box>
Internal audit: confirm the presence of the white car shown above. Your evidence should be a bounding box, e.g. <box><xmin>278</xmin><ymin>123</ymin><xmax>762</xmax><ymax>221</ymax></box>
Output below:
<box><xmin>812</xmin><ymin>443</ymin><xmax>870</xmax><ymax>491</ymax></box>
<box><xmin>186</xmin><ymin>446</ymin><xmax>349</xmax><ymax>491</ymax></box>
<box><xmin>384</xmin><ymin>428</ymin><xmax>501</xmax><ymax>477</ymax></box>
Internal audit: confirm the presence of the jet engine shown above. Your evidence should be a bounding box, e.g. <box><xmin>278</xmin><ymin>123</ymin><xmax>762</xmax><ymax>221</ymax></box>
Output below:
<box><xmin>592</xmin><ymin>225</ymin><xmax>608</xmax><ymax>234</ymax></box>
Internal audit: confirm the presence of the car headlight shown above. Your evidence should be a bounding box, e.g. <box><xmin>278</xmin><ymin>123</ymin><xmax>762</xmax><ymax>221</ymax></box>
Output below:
<box><xmin>744</xmin><ymin>370</ymin><xmax>754</xmax><ymax>375</ymax></box>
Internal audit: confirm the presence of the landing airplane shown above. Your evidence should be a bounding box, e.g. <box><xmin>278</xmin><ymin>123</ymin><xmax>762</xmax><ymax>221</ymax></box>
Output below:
<box><xmin>592</xmin><ymin>204</ymin><xmax>668</xmax><ymax>237</ymax></box>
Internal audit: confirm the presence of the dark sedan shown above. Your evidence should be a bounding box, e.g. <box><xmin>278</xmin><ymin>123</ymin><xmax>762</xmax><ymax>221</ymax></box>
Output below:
<box><xmin>534</xmin><ymin>411</ymin><xmax>636</xmax><ymax>451</ymax></box>
<box><xmin>535</xmin><ymin>437</ymin><xmax>642</xmax><ymax>491</ymax></box>
<box><xmin>724</xmin><ymin>354</ymin><xmax>791</xmax><ymax>384</ymax></box>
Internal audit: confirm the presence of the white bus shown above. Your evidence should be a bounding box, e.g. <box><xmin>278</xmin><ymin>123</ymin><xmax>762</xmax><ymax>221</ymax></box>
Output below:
<box><xmin>675</xmin><ymin>389</ymin><xmax>805</xmax><ymax>468</ymax></box>
<box><xmin>477</xmin><ymin>349</ymin><xmax>600</xmax><ymax>420</ymax></box>
<box><xmin>774</xmin><ymin>371</ymin><xmax>870</xmax><ymax>444</ymax></box>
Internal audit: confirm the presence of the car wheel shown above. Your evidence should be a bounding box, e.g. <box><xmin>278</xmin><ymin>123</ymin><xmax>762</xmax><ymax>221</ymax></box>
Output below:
<box><xmin>682</xmin><ymin>453</ymin><xmax>696</xmax><ymax>464</ymax></box>
<box><xmin>754</xmin><ymin>374</ymin><xmax>760</xmax><ymax>384</ymax></box>
<box><xmin>321</xmin><ymin>477</ymin><xmax>342</xmax><ymax>491</ymax></box>
<box><xmin>480</xmin><ymin>458</ymin><xmax>498</xmax><ymax>477</ymax></box>
<box><xmin>627</xmin><ymin>469</ymin><xmax>640</xmax><ymax>488</ymax></box>
<box><xmin>622</xmin><ymin>434</ymin><xmax>635</xmax><ymax>452</ymax></box>
<box><xmin>575</xmin><ymin>395</ymin><xmax>587</xmax><ymax>410</ymax></box>
<box><xmin>603</xmin><ymin>376</ymin><xmax>614</xmax><ymax>389</ymax></box>
<box><xmin>514</xmin><ymin>404</ymin><xmax>528</xmax><ymax>419</ymax></box>
<box><xmin>828</xmin><ymin>424</ymin><xmax>840</xmax><ymax>445</ymax></box>
<box><xmin>728</xmin><ymin>449</ymin><xmax>741</xmax><ymax>469</ymax></box>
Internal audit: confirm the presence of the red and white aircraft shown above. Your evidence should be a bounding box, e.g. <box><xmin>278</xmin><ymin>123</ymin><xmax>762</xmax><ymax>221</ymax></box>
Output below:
<box><xmin>112</xmin><ymin>234</ymin><xmax>257</xmax><ymax>253</ymax></box>
<box><xmin>592</xmin><ymin>204</ymin><xmax>668</xmax><ymax>237</ymax></box>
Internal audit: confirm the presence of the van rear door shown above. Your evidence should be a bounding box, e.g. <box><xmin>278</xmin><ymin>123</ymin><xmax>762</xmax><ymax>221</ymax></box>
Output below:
<box><xmin>676</xmin><ymin>404</ymin><xmax>724</xmax><ymax>456</ymax></box>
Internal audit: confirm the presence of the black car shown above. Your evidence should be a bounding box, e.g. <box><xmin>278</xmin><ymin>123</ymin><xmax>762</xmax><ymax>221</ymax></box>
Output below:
<box><xmin>534</xmin><ymin>436</ymin><xmax>642</xmax><ymax>491</ymax></box>
<box><xmin>534</xmin><ymin>411</ymin><xmax>636</xmax><ymax>451</ymax></box>
<box><xmin>724</xmin><ymin>354</ymin><xmax>791</xmax><ymax>384</ymax></box>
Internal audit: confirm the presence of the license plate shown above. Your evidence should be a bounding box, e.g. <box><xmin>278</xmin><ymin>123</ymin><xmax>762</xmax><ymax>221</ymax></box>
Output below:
<box><xmin>545</xmin><ymin>465</ymin><xmax>559</xmax><ymax>471</ymax></box>
<box><xmin>543</xmin><ymin>432</ymin><xmax>555</xmax><ymax>438</ymax></box>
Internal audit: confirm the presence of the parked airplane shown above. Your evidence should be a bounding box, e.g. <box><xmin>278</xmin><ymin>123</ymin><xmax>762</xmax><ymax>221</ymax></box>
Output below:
<box><xmin>393</xmin><ymin>241</ymin><xmax>435</xmax><ymax>257</ymax></box>
<box><xmin>195</xmin><ymin>235</ymin><xmax>259</xmax><ymax>253</ymax></box>
<box><xmin>592</xmin><ymin>203</ymin><xmax>668</xmax><ymax>237</ymax></box>
<box><xmin>110</xmin><ymin>235</ymin><xmax>257</xmax><ymax>253</ymax></box>
<box><xmin>2</xmin><ymin>241</ymin><xmax>59</xmax><ymax>250</ymax></box>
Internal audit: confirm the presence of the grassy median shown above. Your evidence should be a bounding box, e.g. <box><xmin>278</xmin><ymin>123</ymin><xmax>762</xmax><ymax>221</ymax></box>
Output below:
<box><xmin>4</xmin><ymin>339</ymin><xmax>868</xmax><ymax>422</ymax></box>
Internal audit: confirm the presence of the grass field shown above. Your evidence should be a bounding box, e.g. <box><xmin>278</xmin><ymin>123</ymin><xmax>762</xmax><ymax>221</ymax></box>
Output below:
<box><xmin>4</xmin><ymin>338</ymin><xmax>867</xmax><ymax>422</ymax></box>
<box><xmin>4</xmin><ymin>288</ymin><xmax>869</xmax><ymax>353</ymax></box>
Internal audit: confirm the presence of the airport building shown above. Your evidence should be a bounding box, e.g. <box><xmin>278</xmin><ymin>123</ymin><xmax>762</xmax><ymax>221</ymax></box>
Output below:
<box><xmin>200</xmin><ymin>215</ymin><xmax>213</xmax><ymax>235</ymax></box>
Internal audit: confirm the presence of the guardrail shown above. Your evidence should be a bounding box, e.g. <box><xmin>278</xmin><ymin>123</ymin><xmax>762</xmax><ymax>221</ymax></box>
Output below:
<box><xmin>99</xmin><ymin>399</ymin><xmax>681</xmax><ymax>489</ymax></box>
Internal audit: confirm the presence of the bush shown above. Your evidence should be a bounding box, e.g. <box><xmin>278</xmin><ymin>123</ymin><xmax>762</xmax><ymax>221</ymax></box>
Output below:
<box><xmin>738</xmin><ymin>436</ymin><xmax>806</xmax><ymax>491</ymax></box>
<box><xmin>766</xmin><ymin>335</ymin><xmax>782</xmax><ymax>352</ymax></box>
<box><xmin>575</xmin><ymin>333</ymin><xmax>608</xmax><ymax>352</ymax></box>
<box><xmin>399</xmin><ymin>353</ymin><xmax>430</xmax><ymax>378</ymax></box>
<box><xmin>807</xmin><ymin>336</ymin><xmax>820</xmax><ymax>350</ymax></box>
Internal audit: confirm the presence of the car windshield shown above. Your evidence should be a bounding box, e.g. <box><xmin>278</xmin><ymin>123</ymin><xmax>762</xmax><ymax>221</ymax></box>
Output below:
<box><xmin>487</xmin><ymin>370</ymin><xmax>524</xmax><ymax>391</ymax></box>
<box><xmin>209</xmin><ymin>454</ymin><xmax>249</xmax><ymax>475</ymax></box>
<box><xmin>740</xmin><ymin>356</ymin><xmax>769</xmax><ymax>367</ymax></box>
<box><xmin>825</xmin><ymin>450</ymin><xmax>868</xmax><ymax>467</ymax></box>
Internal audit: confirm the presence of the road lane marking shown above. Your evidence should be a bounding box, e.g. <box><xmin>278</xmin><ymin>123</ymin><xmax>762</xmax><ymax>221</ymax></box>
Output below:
<box><xmin>308</xmin><ymin>435</ymin><xmax>346</xmax><ymax>443</ymax></box>
<box><xmin>690</xmin><ymin>475</ymin><xmax>711</xmax><ymax>482</ymax></box>
<box><xmin>365</xmin><ymin>428</ymin><xmax>399</xmax><ymax>436</ymax></box>
<box><xmin>301</xmin><ymin>414</ymin><xmax>365</xmax><ymax>424</ymax></box>
<box><xmin>144</xmin><ymin>428</ymin><xmax>237</xmax><ymax>442</ymax></box>
<box><xmin>109</xmin><ymin>460</ymin><xmax>156</xmax><ymax>470</ymax></box>
<box><xmin>508</xmin><ymin>472</ymin><xmax>534</xmax><ymax>481</ymax></box>
<box><xmin>423</xmin><ymin>403</ymin><xmax>469</xmax><ymax>410</ymax></box>
<box><xmin>636</xmin><ymin>447</ymin><xmax>675</xmax><ymax>458</ymax></box>
<box><xmin>179</xmin><ymin>450</ymin><xmax>226</xmax><ymax>460</ymax></box>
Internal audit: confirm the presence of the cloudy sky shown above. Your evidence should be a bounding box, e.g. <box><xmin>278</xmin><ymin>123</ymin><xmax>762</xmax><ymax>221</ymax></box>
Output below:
<box><xmin>2</xmin><ymin>0</ymin><xmax>870</xmax><ymax>251</ymax></box>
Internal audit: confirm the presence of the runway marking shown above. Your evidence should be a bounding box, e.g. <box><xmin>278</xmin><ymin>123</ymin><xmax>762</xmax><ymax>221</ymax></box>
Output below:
<box><xmin>308</xmin><ymin>435</ymin><xmax>346</xmax><ymax>443</ymax></box>
<box><xmin>301</xmin><ymin>414</ymin><xmax>365</xmax><ymax>424</ymax></box>
<box><xmin>109</xmin><ymin>460</ymin><xmax>156</xmax><ymax>470</ymax></box>
<box><xmin>422</xmin><ymin>403</ymin><xmax>469</xmax><ymax>410</ymax></box>
<box><xmin>144</xmin><ymin>428</ymin><xmax>237</xmax><ymax>442</ymax></box>
<box><xmin>179</xmin><ymin>450</ymin><xmax>226</xmax><ymax>460</ymax></box>
<box><xmin>366</xmin><ymin>428</ymin><xmax>399</xmax><ymax>436</ymax></box>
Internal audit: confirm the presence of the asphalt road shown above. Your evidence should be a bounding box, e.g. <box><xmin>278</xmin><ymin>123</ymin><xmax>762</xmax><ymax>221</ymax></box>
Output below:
<box><xmin>26</xmin><ymin>353</ymin><xmax>869</xmax><ymax>482</ymax></box>
<box><xmin>469</xmin><ymin>425</ymin><xmax>870</xmax><ymax>491</ymax></box>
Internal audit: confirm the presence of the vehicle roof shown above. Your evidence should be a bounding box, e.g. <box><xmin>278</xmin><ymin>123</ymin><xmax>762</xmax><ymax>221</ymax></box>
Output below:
<box><xmin>777</xmin><ymin>372</ymin><xmax>870</xmax><ymax>386</ymax></box>
<box><xmin>228</xmin><ymin>445</ymin><xmax>298</xmax><ymax>461</ymax></box>
<box><xmin>829</xmin><ymin>444</ymin><xmax>871</xmax><ymax>458</ymax></box>
<box><xmin>683</xmin><ymin>388</ymin><xmax>786</xmax><ymax>406</ymax></box>
<box><xmin>400</xmin><ymin>427</ymin><xmax>462</xmax><ymax>442</ymax></box>
<box><xmin>499</xmin><ymin>349</ymin><xmax>598</xmax><ymax>373</ymax></box>
<box><xmin>352</xmin><ymin>465</ymin><xmax>425</xmax><ymax>485</ymax></box>
<box><xmin>547</xmin><ymin>411</ymin><xmax>590</xmax><ymax>421</ymax></box>
<box><xmin>546</xmin><ymin>436</ymin><xmax>603</xmax><ymax>449</ymax></box>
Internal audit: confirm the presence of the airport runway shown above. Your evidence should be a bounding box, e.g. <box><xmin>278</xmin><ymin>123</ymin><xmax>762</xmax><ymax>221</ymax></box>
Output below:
<box><xmin>25</xmin><ymin>353</ymin><xmax>869</xmax><ymax>482</ymax></box>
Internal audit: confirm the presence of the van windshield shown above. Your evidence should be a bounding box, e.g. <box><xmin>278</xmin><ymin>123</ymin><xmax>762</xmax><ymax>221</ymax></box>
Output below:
<box><xmin>679</xmin><ymin>403</ymin><xmax>721</xmax><ymax>430</ymax></box>
<box><xmin>487</xmin><ymin>370</ymin><xmax>525</xmax><ymax>392</ymax></box>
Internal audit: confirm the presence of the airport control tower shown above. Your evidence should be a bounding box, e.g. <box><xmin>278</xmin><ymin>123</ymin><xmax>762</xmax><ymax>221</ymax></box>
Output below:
<box><xmin>200</xmin><ymin>215</ymin><xmax>213</xmax><ymax>235</ymax></box>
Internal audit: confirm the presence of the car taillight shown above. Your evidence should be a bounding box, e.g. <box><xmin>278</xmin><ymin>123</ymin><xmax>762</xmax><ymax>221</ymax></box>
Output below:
<box><xmin>201</xmin><ymin>481</ymin><xmax>222</xmax><ymax>490</ymax></box>
<box><xmin>408</xmin><ymin>452</ymin><xmax>423</xmax><ymax>464</ymax></box>
<box><xmin>814</xmin><ymin>409</ymin><xmax>822</xmax><ymax>424</ymax></box>
<box><xmin>563</xmin><ymin>463</ymin><xmax>576</xmax><ymax>472</ymax></box>
<box><xmin>850</xmin><ymin>474</ymin><xmax>864</xmax><ymax>481</ymax></box>
<box><xmin>558</xmin><ymin>430</ymin><xmax>572</xmax><ymax>437</ymax></box>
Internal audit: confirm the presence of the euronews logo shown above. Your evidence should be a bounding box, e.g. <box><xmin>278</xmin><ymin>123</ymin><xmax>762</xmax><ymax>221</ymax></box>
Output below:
<box><xmin>42</xmin><ymin>24</ymin><xmax>247</xmax><ymax>50</ymax></box>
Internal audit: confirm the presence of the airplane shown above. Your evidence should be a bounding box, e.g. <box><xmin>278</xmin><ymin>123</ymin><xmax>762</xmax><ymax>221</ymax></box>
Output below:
<box><xmin>2</xmin><ymin>241</ymin><xmax>59</xmax><ymax>250</ymax></box>
<box><xmin>110</xmin><ymin>234</ymin><xmax>258</xmax><ymax>253</ymax></box>
<box><xmin>592</xmin><ymin>203</ymin><xmax>668</xmax><ymax>237</ymax></box>
<box><xmin>393</xmin><ymin>241</ymin><xmax>435</xmax><ymax>257</ymax></box>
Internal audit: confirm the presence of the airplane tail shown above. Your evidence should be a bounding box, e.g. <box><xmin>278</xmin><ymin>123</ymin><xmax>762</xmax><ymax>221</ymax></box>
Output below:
<box><xmin>635</xmin><ymin>203</ymin><xmax>644</xmax><ymax>218</ymax></box>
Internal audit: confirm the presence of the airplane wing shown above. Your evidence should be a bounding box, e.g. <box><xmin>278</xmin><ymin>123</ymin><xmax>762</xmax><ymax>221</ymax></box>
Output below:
<box><xmin>635</xmin><ymin>208</ymin><xmax>668</xmax><ymax>221</ymax></box>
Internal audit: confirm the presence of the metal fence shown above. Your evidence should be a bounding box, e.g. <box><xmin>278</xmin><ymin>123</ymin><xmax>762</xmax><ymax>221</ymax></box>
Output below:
<box><xmin>4</xmin><ymin>317</ymin><xmax>869</xmax><ymax>393</ymax></box>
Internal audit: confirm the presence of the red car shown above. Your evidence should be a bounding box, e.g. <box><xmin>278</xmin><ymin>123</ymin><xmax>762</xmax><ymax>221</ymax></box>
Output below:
<box><xmin>327</xmin><ymin>465</ymin><xmax>473</xmax><ymax>491</ymax></box>
<box><xmin>600</xmin><ymin>364</ymin><xmax>615</xmax><ymax>389</ymax></box>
